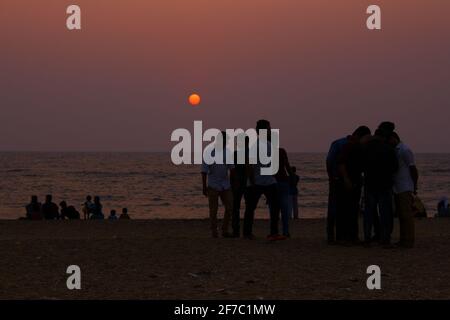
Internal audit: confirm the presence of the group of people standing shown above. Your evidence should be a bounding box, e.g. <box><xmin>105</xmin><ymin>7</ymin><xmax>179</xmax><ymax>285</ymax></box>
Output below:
<box><xmin>201</xmin><ymin>120</ymin><xmax>419</xmax><ymax>248</ymax></box>
<box><xmin>25</xmin><ymin>195</ymin><xmax>131</xmax><ymax>220</ymax></box>
<box><xmin>22</xmin><ymin>120</ymin><xmax>420</xmax><ymax>249</ymax></box>
<box><xmin>327</xmin><ymin>121</ymin><xmax>419</xmax><ymax>248</ymax></box>
<box><xmin>201</xmin><ymin>119</ymin><xmax>299</xmax><ymax>240</ymax></box>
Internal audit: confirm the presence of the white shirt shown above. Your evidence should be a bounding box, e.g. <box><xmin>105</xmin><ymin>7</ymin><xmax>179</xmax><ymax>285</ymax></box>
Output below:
<box><xmin>393</xmin><ymin>143</ymin><xmax>415</xmax><ymax>194</ymax></box>
<box><xmin>201</xmin><ymin>149</ymin><xmax>234</xmax><ymax>191</ymax></box>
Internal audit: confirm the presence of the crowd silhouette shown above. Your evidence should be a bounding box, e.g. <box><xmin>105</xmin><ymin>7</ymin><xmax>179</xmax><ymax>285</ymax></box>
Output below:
<box><xmin>25</xmin><ymin>194</ymin><xmax>131</xmax><ymax>220</ymax></box>
<box><xmin>201</xmin><ymin>120</ymin><xmax>421</xmax><ymax>248</ymax></box>
<box><xmin>325</xmin><ymin>121</ymin><xmax>421</xmax><ymax>248</ymax></box>
<box><xmin>23</xmin><ymin>119</ymin><xmax>432</xmax><ymax>249</ymax></box>
<box><xmin>201</xmin><ymin>120</ymin><xmax>300</xmax><ymax>240</ymax></box>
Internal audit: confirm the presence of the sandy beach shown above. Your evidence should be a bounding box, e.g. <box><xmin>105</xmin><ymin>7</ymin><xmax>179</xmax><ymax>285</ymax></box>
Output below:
<box><xmin>0</xmin><ymin>218</ymin><xmax>449</xmax><ymax>300</ymax></box>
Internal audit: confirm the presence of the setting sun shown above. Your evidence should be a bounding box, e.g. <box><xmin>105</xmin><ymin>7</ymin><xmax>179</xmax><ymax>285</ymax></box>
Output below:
<box><xmin>188</xmin><ymin>93</ymin><xmax>201</xmax><ymax>106</ymax></box>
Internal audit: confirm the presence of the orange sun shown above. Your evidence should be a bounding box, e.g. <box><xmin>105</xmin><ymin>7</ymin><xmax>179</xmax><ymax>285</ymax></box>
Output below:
<box><xmin>189</xmin><ymin>93</ymin><xmax>201</xmax><ymax>106</ymax></box>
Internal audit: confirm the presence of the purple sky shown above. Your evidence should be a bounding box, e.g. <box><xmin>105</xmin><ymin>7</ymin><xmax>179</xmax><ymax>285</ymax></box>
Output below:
<box><xmin>1</xmin><ymin>0</ymin><xmax>449</xmax><ymax>152</ymax></box>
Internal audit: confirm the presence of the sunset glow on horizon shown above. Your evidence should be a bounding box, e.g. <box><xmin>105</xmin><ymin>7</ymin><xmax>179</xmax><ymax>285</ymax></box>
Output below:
<box><xmin>0</xmin><ymin>0</ymin><xmax>449</xmax><ymax>152</ymax></box>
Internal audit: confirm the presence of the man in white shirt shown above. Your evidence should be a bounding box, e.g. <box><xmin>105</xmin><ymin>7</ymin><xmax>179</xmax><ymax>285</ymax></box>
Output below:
<box><xmin>389</xmin><ymin>132</ymin><xmax>419</xmax><ymax>248</ymax></box>
<box><xmin>201</xmin><ymin>132</ymin><xmax>235</xmax><ymax>238</ymax></box>
<box><xmin>243</xmin><ymin>120</ymin><xmax>282</xmax><ymax>240</ymax></box>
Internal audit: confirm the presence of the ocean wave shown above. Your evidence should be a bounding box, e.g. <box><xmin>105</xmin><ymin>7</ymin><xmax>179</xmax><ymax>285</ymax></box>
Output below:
<box><xmin>430</xmin><ymin>168</ymin><xmax>450</xmax><ymax>173</ymax></box>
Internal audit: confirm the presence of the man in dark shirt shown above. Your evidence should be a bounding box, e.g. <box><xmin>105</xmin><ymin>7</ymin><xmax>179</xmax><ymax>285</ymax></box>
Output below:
<box><xmin>328</xmin><ymin>126</ymin><xmax>371</xmax><ymax>244</ymax></box>
<box><xmin>336</xmin><ymin>131</ymin><xmax>369</xmax><ymax>244</ymax></box>
<box><xmin>231</xmin><ymin>134</ymin><xmax>249</xmax><ymax>237</ymax></box>
<box><xmin>363</xmin><ymin>129</ymin><xmax>399</xmax><ymax>246</ymax></box>
<box><xmin>41</xmin><ymin>194</ymin><xmax>59</xmax><ymax>220</ymax></box>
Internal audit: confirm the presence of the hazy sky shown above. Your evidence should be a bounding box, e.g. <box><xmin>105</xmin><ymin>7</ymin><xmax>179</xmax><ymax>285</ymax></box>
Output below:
<box><xmin>1</xmin><ymin>0</ymin><xmax>449</xmax><ymax>152</ymax></box>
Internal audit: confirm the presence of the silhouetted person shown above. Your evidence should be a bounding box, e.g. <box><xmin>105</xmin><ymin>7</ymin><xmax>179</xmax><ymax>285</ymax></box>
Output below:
<box><xmin>41</xmin><ymin>195</ymin><xmax>59</xmax><ymax>220</ymax></box>
<box><xmin>90</xmin><ymin>196</ymin><xmax>104</xmax><ymax>220</ymax></box>
<box><xmin>336</xmin><ymin>126</ymin><xmax>372</xmax><ymax>244</ymax></box>
<box><xmin>82</xmin><ymin>195</ymin><xmax>95</xmax><ymax>220</ymax></box>
<box><xmin>363</xmin><ymin>128</ymin><xmax>399</xmax><ymax>247</ymax></box>
<box><xmin>231</xmin><ymin>134</ymin><xmax>249</xmax><ymax>237</ymax></box>
<box><xmin>25</xmin><ymin>195</ymin><xmax>42</xmax><ymax>220</ymax></box>
<box><xmin>326</xmin><ymin>135</ymin><xmax>348</xmax><ymax>243</ymax></box>
<box><xmin>389</xmin><ymin>132</ymin><xmax>418</xmax><ymax>248</ymax></box>
<box><xmin>243</xmin><ymin>120</ymin><xmax>281</xmax><ymax>240</ymax></box>
<box><xmin>326</xmin><ymin>126</ymin><xmax>371</xmax><ymax>244</ymax></box>
<box><xmin>275</xmin><ymin>145</ymin><xmax>294</xmax><ymax>237</ymax></box>
<box><xmin>290</xmin><ymin>167</ymin><xmax>300</xmax><ymax>219</ymax></box>
<box><xmin>108</xmin><ymin>210</ymin><xmax>118</xmax><ymax>220</ymax></box>
<box><xmin>437</xmin><ymin>197</ymin><xmax>450</xmax><ymax>217</ymax></box>
<box><xmin>377</xmin><ymin>121</ymin><xmax>396</xmax><ymax>139</ymax></box>
<box><xmin>364</xmin><ymin>121</ymin><xmax>395</xmax><ymax>241</ymax></box>
<box><xmin>201</xmin><ymin>131</ymin><xmax>235</xmax><ymax>238</ymax></box>
<box><xmin>119</xmin><ymin>208</ymin><xmax>131</xmax><ymax>220</ymax></box>
<box><xmin>60</xmin><ymin>201</ymin><xmax>80</xmax><ymax>220</ymax></box>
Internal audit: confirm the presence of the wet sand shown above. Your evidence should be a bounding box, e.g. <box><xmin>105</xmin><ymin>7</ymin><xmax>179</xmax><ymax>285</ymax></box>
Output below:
<box><xmin>0</xmin><ymin>218</ymin><xmax>449</xmax><ymax>300</ymax></box>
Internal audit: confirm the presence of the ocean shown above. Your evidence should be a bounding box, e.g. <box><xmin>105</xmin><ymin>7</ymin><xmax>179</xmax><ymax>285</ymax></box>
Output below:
<box><xmin>0</xmin><ymin>152</ymin><xmax>448</xmax><ymax>219</ymax></box>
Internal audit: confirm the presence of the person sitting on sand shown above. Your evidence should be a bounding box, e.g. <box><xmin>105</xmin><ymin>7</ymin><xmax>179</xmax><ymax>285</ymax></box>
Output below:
<box><xmin>90</xmin><ymin>196</ymin><xmax>104</xmax><ymax>220</ymax></box>
<box><xmin>437</xmin><ymin>197</ymin><xmax>450</xmax><ymax>217</ymax></box>
<box><xmin>201</xmin><ymin>131</ymin><xmax>235</xmax><ymax>238</ymax></box>
<box><xmin>82</xmin><ymin>195</ymin><xmax>95</xmax><ymax>220</ymax></box>
<box><xmin>119</xmin><ymin>208</ymin><xmax>131</xmax><ymax>219</ymax></box>
<box><xmin>60</xmin><ymin>201</ymin><xmax>80</xmax><ymax>220</ymax></box>
<box><xmin>41</xmin><ymin>195</ymin><xmax>59</xmax><ymax>220</ymax></box>
<box><xmin>108</xmin><ymin>210</ymin><xmax>118</xmax><ymax>220</ymax></box>
<box><xmin>25</xmin><ymin>195</ymin><xmax>42</xmax><ymax>220</ymax></box>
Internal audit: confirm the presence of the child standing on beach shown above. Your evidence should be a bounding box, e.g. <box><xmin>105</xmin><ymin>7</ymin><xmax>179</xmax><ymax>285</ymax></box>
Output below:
<box><xmin>201</xmin><ymin>131</ymin><xmax>235</xmax><ymax>238</ymax></box>
<box><xmin>82</xmin><ymin>195</ymin><xmax>95</xmax><ymax>220</ymax></box>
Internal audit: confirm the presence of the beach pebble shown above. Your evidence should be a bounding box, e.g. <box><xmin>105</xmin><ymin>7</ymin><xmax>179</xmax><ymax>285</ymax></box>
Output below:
<box><xmin>188</xmin><ymin>272</ymin><xmax>200</xmax><ymax>278</ymax></box>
